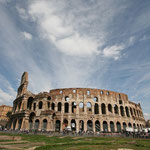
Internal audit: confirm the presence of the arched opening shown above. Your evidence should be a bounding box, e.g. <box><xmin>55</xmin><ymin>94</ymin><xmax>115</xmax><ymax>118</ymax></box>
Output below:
<box><xmin>42</xmin><ymin>119</ymin><xmax>47</xmax><ymax>130</ymax></box>
<box><xmin>137</xmin><ymin>124</ymin><xmax>139</xmax><ymax>131</ymax></box>
<box><xmin>34</xmin><ymin>119</ymin><xmax>40</xmax><ymax>130</ymax></box>
<box><xmin>108</xmin><ymin>104</ymin><xmax>112</xmax><ymax>113</ymax></box>
<box><xmin>18</xmin><ymin>102</ymin><xmax>22</xmax><ymax>111</ymax></box>
<box><xmin>58</xmin><ymin>102</ymin><xmax>62</xmax><ymax>111</ymax></box>
<box><xmin>65</xmin><ymin>96</ymin><xmax>69</xmax><ymax>102</ymax></box>
<box><xmin>101</xmin><ymin>103</ymin><xmax>106</xmax><ymax>114</ymax></box>
<box><xmin>120</xmin><ymin>106</ymin><xmax>125</xmax><ymax>116</ymax></box>
<box><xmin>47</xmin><ymin>102</ymin><xmax>50</xmax><ymax>109</ymax></box>
<box><xmin>133</xmin><ymin>109</ymin><xmax>136</xmax><ymax>116</ymax></box>
<box><xmin>39</xmin><ymin>101</ymin><xmax>43</xmax><ymax>109</ymax></box>
<box><xmin>128</xmin><ymin>123</ymin><xmax>132</xmax><ymax>128</ymax></box>
<box><xmin>64</xmin><ymin>102</ymin><xmax>69</xmax><ymax>113</ymax></box>
<box><xmin>13</xmin><ymin>119</ymin><xmax>17</xmax><ymax>130</ymax></box>
<box><xmin>79</xmin><ymin>102</ymin><xmax>84</xmax><ymax>112</ymax></box>
<box><xmin>130</xmin><ymin>107</ymin><xmax>133</xmax><ymax>116</ymax></box>
<box><xmin>114</xmin><ymin>104</ymin><xmax>119</xmax><ymax>114</ymax></box>
<box><xmin>55</xmin><ymin>120</ymin><xmax>61</xmax><ymax>131</ymax></box>
<box><xmin>100</xmin><ymin>91</ymin><xmax>103</xmax><ymax>95</ymax></box>
<box><xmin>93</xmin><ymin>97</ymin><xmax>98</xmax><ymax>102</ymax></box>
<box><xmin>94</xmin><ymin>103</ymin><xmax>99</xmax><ymax>114</ymax></box>
<box><xmin>47</xmin><ymin>96</ymin><xmax>51</xmax><ymax>100</ymax></box>
<box><xmin>87</xmin><ymin>120</ymin><xmax>93</xmax><ymax>131</ymax></box>
<box><xmin>71</xmin><ymin>119</ymin><xmax>76</xmax><ymax>131</ymax></box>
<box><xmin>72</xmin><ymin>102</ymin><xmax>76</xmax><ymax>113</ymax></box>
<box><xmin>133</xmin><ymin>123</ymin><xmax>136</xmax><ymax>129</ymax></box>
<box><xmin>110</xmin><ymin>121</ymin><xmax>114</xmax><ymax>132</ymax></box>
<box><xmin>79</xmin><ymin>120</ymin><xmax>84</xmax><ymax>131</ymax></box>
<box><xmin>33</xmin><ymin>103</ymin><xmax>36</xmax><ymax>111</ymax></box>
<box><xmin>18</xmin><ymin>119</ymin><xmax>22</xmax><ymax>130</ymax></box>
<box><xmin>29</xmin><ymin>112</ymin><xmax>35</xmax><ymax>130</ymax></box>
<box><xmin>95</xmin><ymin>120</ymin><xmax>100</xmax><ymax>132</ymax></box>
<box><xmin>52</xmin><ymin>103</ymin><xmax>55</xmax><ymax>110</ymax></box>
<box><xmin>63</xmin><ymin>119</ymin><xmax>68</xmax><ymax>129</ymax></box>
<box><xmin>116</xmin><ymin>122</ymin><xmax>121</xmax><ymax>132</ymax></box>
<box><xmin>123</xmin><ymin>122</ymin><xmax>127</xmax><ymax>131</ymax></box>
<box><xmin>125</xmin><ymin>106</ymin><xmax>130</xmax><ymax>117</ymax></box>
<box><xmin>27</xmin><ymin>97</ymin><xmax>34</xmax><ymax>110</ymax></box>
<box><xmin>103</xmin><ymin>121</ymin><xmax>108</xmax><ymax>132</ymax></box>
<box><xmin>87</xmin><ymin>102</ymin><xmax>92</xmax><ymax>113</ymax></box>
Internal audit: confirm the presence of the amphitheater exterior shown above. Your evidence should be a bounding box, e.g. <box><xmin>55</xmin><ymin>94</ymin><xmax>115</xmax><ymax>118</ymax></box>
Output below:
<box><xmin>9</xmin><ymin>72</ymin><xmax>146</xmax><ymax>132</ymax></box>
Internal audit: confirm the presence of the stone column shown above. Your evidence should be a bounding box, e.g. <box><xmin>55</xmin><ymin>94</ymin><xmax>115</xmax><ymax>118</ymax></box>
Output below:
<box><xmin>84</xmin><ymin>120</ymin><xmax>87</xmax><ymax>132</ymax></box>
<box><xmin>93</xmin><ymin>120</ymin><xmax>95</xmax><ymax>132</ymax></box>
<box><xmin>15</xmin><ymin>119</ymin><xmax>19</xmax><ymax>130</ymax></box>
<box><xmin>76</xmin><ymin>120</ymin><xmax>79</xmax><ymax>133</ymax></box>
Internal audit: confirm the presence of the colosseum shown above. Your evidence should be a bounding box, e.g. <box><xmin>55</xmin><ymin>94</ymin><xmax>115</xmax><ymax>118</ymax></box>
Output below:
<box><xmin>9</xmin><ymin>72</ymin><xmax>146</xmax><ymax>132</ymax></box>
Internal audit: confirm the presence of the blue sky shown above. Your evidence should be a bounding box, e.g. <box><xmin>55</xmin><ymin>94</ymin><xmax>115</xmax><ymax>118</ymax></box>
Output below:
<box><xmin>0</xmin><ymin>0</ymin><xmax>150</xmax><ymax>120</ymax></box>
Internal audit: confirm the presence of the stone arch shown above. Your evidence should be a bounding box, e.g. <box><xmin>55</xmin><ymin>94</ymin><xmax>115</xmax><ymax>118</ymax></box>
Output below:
<box><xmin>79</xmin><ymin>102</ymin><xmax>84</xmax><ymax>112</ymax></box>
<box><xmin>42</xmin><ymin>119</ymin><xmax>47</xmax><ymax>130</ymax></box>
<box><xmin>120</xmin><ymin>106</ymin><xmax>125</xmax><ymax>116</ymax></box>
<box><xmin>64</xmin><ymin>102</ymin><xmax>69</xmax><ymax>113</ymax></box>
<box><xmin>18</xmin><ymin>118</ymin><xmax>22</xmax><ymax>130</ymax></box>
<box><xmin>55</xmin><ymin>120</ymin><xmax>61</xmax><ymax>131</ymax></box>
<box><xmin>133</xmin><ymin>123</ymin><xmax>136</xmax><ymax>129</ymax></box>
<box><xmin>108</xmin><ymin>104</ymin><xmax>112</xmax><ymax>113</ymax></box>
<box><xmin>114</xmin><ymin>104</ymin><xmax>119</xmax><ymax>114</ymax></box>
<box><xmin>34</xmin><ymin>119</ymin><xmax>40</xmax><ymax>130</ymax></box>
<box><xmin>18</xmin><ymin>102</ymin><xmax>22</xmax><ymax>111</ymax></box>
<box><xmin>130</xmin><ymin>107</ymin><xmax>133</xmax><ymax>116</ymax></box>
<box><xmin>87</xmin><ymin>120</ymin><xmax>93</xmax><ymax>131</ymax></box>
<box><xmin>33</xmin><ymin>103</ymin><xmax>36</xmax><ymax>111</ymax></box>
<box><xmin>101</xmin><ymin>103</ymin><xmax>106</xmax><ymax>114</ymax></box>
<box><xmin>95</xmin><ymin>120</ymin><xmax>100</xmax><ymax>132</ymax></box>
<box><xmin>93</xmin><ymin>97</ymin><xmax>98</xmax><ymax>102</ymax></box>
<box><xmin>125</xmin><ymin>106</ymin><xmax>130</xmax><ymax>117</ymax></box>
<box><xmin>47</xmin><ymin>102</ymin><xmax>50</xmax><ymax>109</ymax></box>
<box><xmin>72</xmin><ymin>102</ymin><xmax>76</xmax><ymax>113</ymax></box>
<box><xmin>71</xmin><ymin>119</ymin><xmax>76</xmax><ymax>131</ymax></box>
<box><xmin>58</xmin><ymin>102</ymin><xmax>62</xmax><ymax>111</ymax></box>
<box><xmin>47</xmin><ymin>96</ymin><xmax>51</xmax><ymax>100</ymax></box>
<box><xmin>65</xmin><ymin>96</ymin><xmax>69</xmax><ymax>102</ymax></box>
<box><xmin>27</xmin><ymin>97</ymin><xmax>34</xmax><ymax>110</ymax></box>
<box><xmin>87</xmin><ymin>102</ymin><xmax>92</xmax><ymax>113</ymax></box>
<box><xmin>103</xmin><ymin>121</ymin><xmax>108</xmax><ymax>132</ymax></box>
<box><xmin>137</xmin><ymin>124</ymin><xmax>139</xmax><ymax>131</ymax></box>
<box><xmin>110</xmin><ymin>121</ymin><xmax>115</xmax><ymax>132</ymax></box>
<box><xmin>79</xmin><ymin>120</ymin><xmax>84</xmax><ymax>131</ymax></box>
<box><xmin>94</xmin><ymin>103</ymin><xmax>99</xmax><ymax>114</ymax></box>
<box><xmin>128</xmin><ymin>122</ymin><xmax>132</xmax><ymax>127</ymax></box>
<box><xmin>123</xmin><ymin>122</ymin><xmax>127</xmax><ymax>130</ymax></box>
<box><xmin>29</xmin><ymin>112</ymin><xmax>35</xmax><ymax>130</ymax></box>
<box><xmin>116</xmin><ymin>122</ymin><xmax>121</xmax><ymax>132</ymax></box>
<box><xmin>63</xmin><ymin>119</ymin><xmax>68</xmax><ymax>128</ymax></box>
<box><xmin>51</xmin><ymin>102</ymin><xmax>55</xmax><ymax>110</ymax></box>
<box><xmin>39</xmin><ymin>101</ymin><xmax>43</xmax><ymax>109</ymax></box>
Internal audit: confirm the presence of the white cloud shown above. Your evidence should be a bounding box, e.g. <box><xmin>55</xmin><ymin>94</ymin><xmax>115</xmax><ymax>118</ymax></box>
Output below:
<box><xmin>22</xmin><ymin>31</ymin><xmax>32</xmax><ymax>40</ymax></box>
<box><xmin>16</xmin><ymin>6</ymin><xmax>28</xmax><ymax>20</ymax></box>
<box><xmin>144</xmin><ymin>113</ymin><xmax>150</xmax><ymax>121</ymax></box>
<box><xmin>102</xmin><ymin>45</ymin><xmax>125</xmax><ymax>60</ymax></box>
<box><xmin>129</xmin><ymin>36</ymin><xmax>135</xmax><ymax>45</ymax></box>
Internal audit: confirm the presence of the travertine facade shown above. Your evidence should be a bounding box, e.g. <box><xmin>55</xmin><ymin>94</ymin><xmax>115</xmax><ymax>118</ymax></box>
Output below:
<box><xmin>9</xmin><ymin>72</ymin><xmax>146</xmax><ymax>132</ymax></box>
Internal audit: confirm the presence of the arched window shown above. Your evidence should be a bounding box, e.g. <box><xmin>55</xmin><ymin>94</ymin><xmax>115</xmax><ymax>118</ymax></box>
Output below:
<box><xmin>72</xmin><ymin>102</ymin><xmax>76</xmax><ymax>113</ymax></box>
<box><xmin>65</xmin><ymin>96</ymin><xmax>69</xmax><ymax>101</ymax></box>
<box><xmin>103</xmin><ymin>121</ymin><xmax>108</xmax><ymax>132</ymax></box>
<box><xmin>101</xmin><ymin>103</ymin><xmax>106</xmax><ymax>114</ymax></box>
<box><xmin>58</xmin><ymin>102</ymin><xmax>62</xmax><ymax>111</ymax></box>
<box><xmin>51</xmin><ymin>103</ymin><xmax>55</xmax><ymax>110</ymax></box>
<box><xmin>47</xmin><ymin>96</ymin><xmax>51</xmax><ymax>100</ymax></box>
<box><xmin>87</xmin><ymin>120</ymin><xmax>93</xmax><ymax>131</ymax></box>
<box><xmin>125</xmin><ymin>106</ymin><xmax>130</xmax><ymax>117</ymax></box>
<box><xmin>79</xmin><ymin>120</ymin><xmax>84</xmax><ymax>131</ymax></box>
<box><xmin>108</xmin><ymin>104</ymin><xmax>112</xmax><ymax>113</ymax></box>
<box><xmin>55</xmin><ymin>120</ymin><xmax>61</xmax><ymax>131</ymax></box>
<box><xmin>87</xmin><ymin>102</ymin><xmax>92</xmax><ymax>112</ymax></box>
<box><xmin>110</xmin><ymin>121</ymin><xmax>114</xmax><ymax>132</ymax></box>
<box><xmin>106</xmin><ymin>91</ymin><xmax>109</xmax><ymax>95</ymax></box>
<box><xmin>71</xmin><ymin>119</ymin><xmax>76</xmax><ymax>131</ymax></box>
<box><xmin>35</xmin><ymin>119</ymin><xmax>40</xmax><ymax>130</ymax></box>
<box><xmin>79</xmin><ymin>102</ymin><xmax>84</xmax><ymax>112</ymax></box>
<box><xmin>95</xmin><ymin>120</ymin><xmax>100</xmax><ymax>132</ymax></box>
<box><xmin>130</xmin><ymin>107</ymin><xmax>133</xmax><ymax>116</ymax></box>
<box><xmin>100</xmin><ymin>91</ymin><xmax>103</xmax><ymax>95</ymax></box>
<box><xmin>33</xmin><ymin>103</ymin><xmax>36</xmax><ymax>110</ymax></box>
<box><xmin>47</xmin><ymin>102</ymin><xmax>50</xmax><ymax>109</ymax></box>
<box><xmin>120</xmin><ymin>106</ymin><xmax>125</xmax><ymax>116</ymax></box>
<box><xmin>133</xmin><ymin>123</ymin><xmax>136</xmax><ymax>129</ymax></box>
<box><xmin>94</xmin><ymin>103</ymin><xmax>99</xmax><ymax>114</ymax></box>
<box><xmin>128</xmin><ymin>123</ymin><xmax>132</xmax><ymax>128</ymax></box>
<box><xmin>29</xmin><ymin>112</ymin><xmax>35</xmax><ymax>130</ymax></box>
<box><xmin>93</xmin><ymin>97</ymin><xmax>98</xmax><ymax>102</ymax></box>
<box><xmin>64</xmin><ymin>102</ymin><xmax>69</xmax><ymax>113</ymax></box>
<box><xmin>42</xmin><ymin>119</ymin><xmax>47</xmax><ymax>130</ymax></box>
<box><xmin>27</xmin><ymin>97</ymin><xmax>34</xmax><ymax>110</ymax></box>
<box><xmin>123</xmin><ymin>122</ymin><xmax>127</xmax><ymax>131</ymax></box>
<box><xmin>116</xmin><ymin>122</ymin><xmax>121</xmax><ymax>132</ymax></box>
<box><xmin>39</xmin><ymin>101</ymin><xmax>43</xmax><ymax>109</ymax></box>
<box><xmin>114</xmin><ymin>104</ymin><xmax>118</xmax><ymax>114</ymax></box>
<box><xmin>63</xmin><ymin>119</ymin><xmax>68</xmax><ymax>128</ymax></box>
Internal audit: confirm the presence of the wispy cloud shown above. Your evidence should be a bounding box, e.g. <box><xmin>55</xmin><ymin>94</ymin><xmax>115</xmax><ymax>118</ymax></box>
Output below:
<box><xmin>22</xmin><ymin>31</ymin><xmax>32</xmax><ymax>40</ymax></box>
